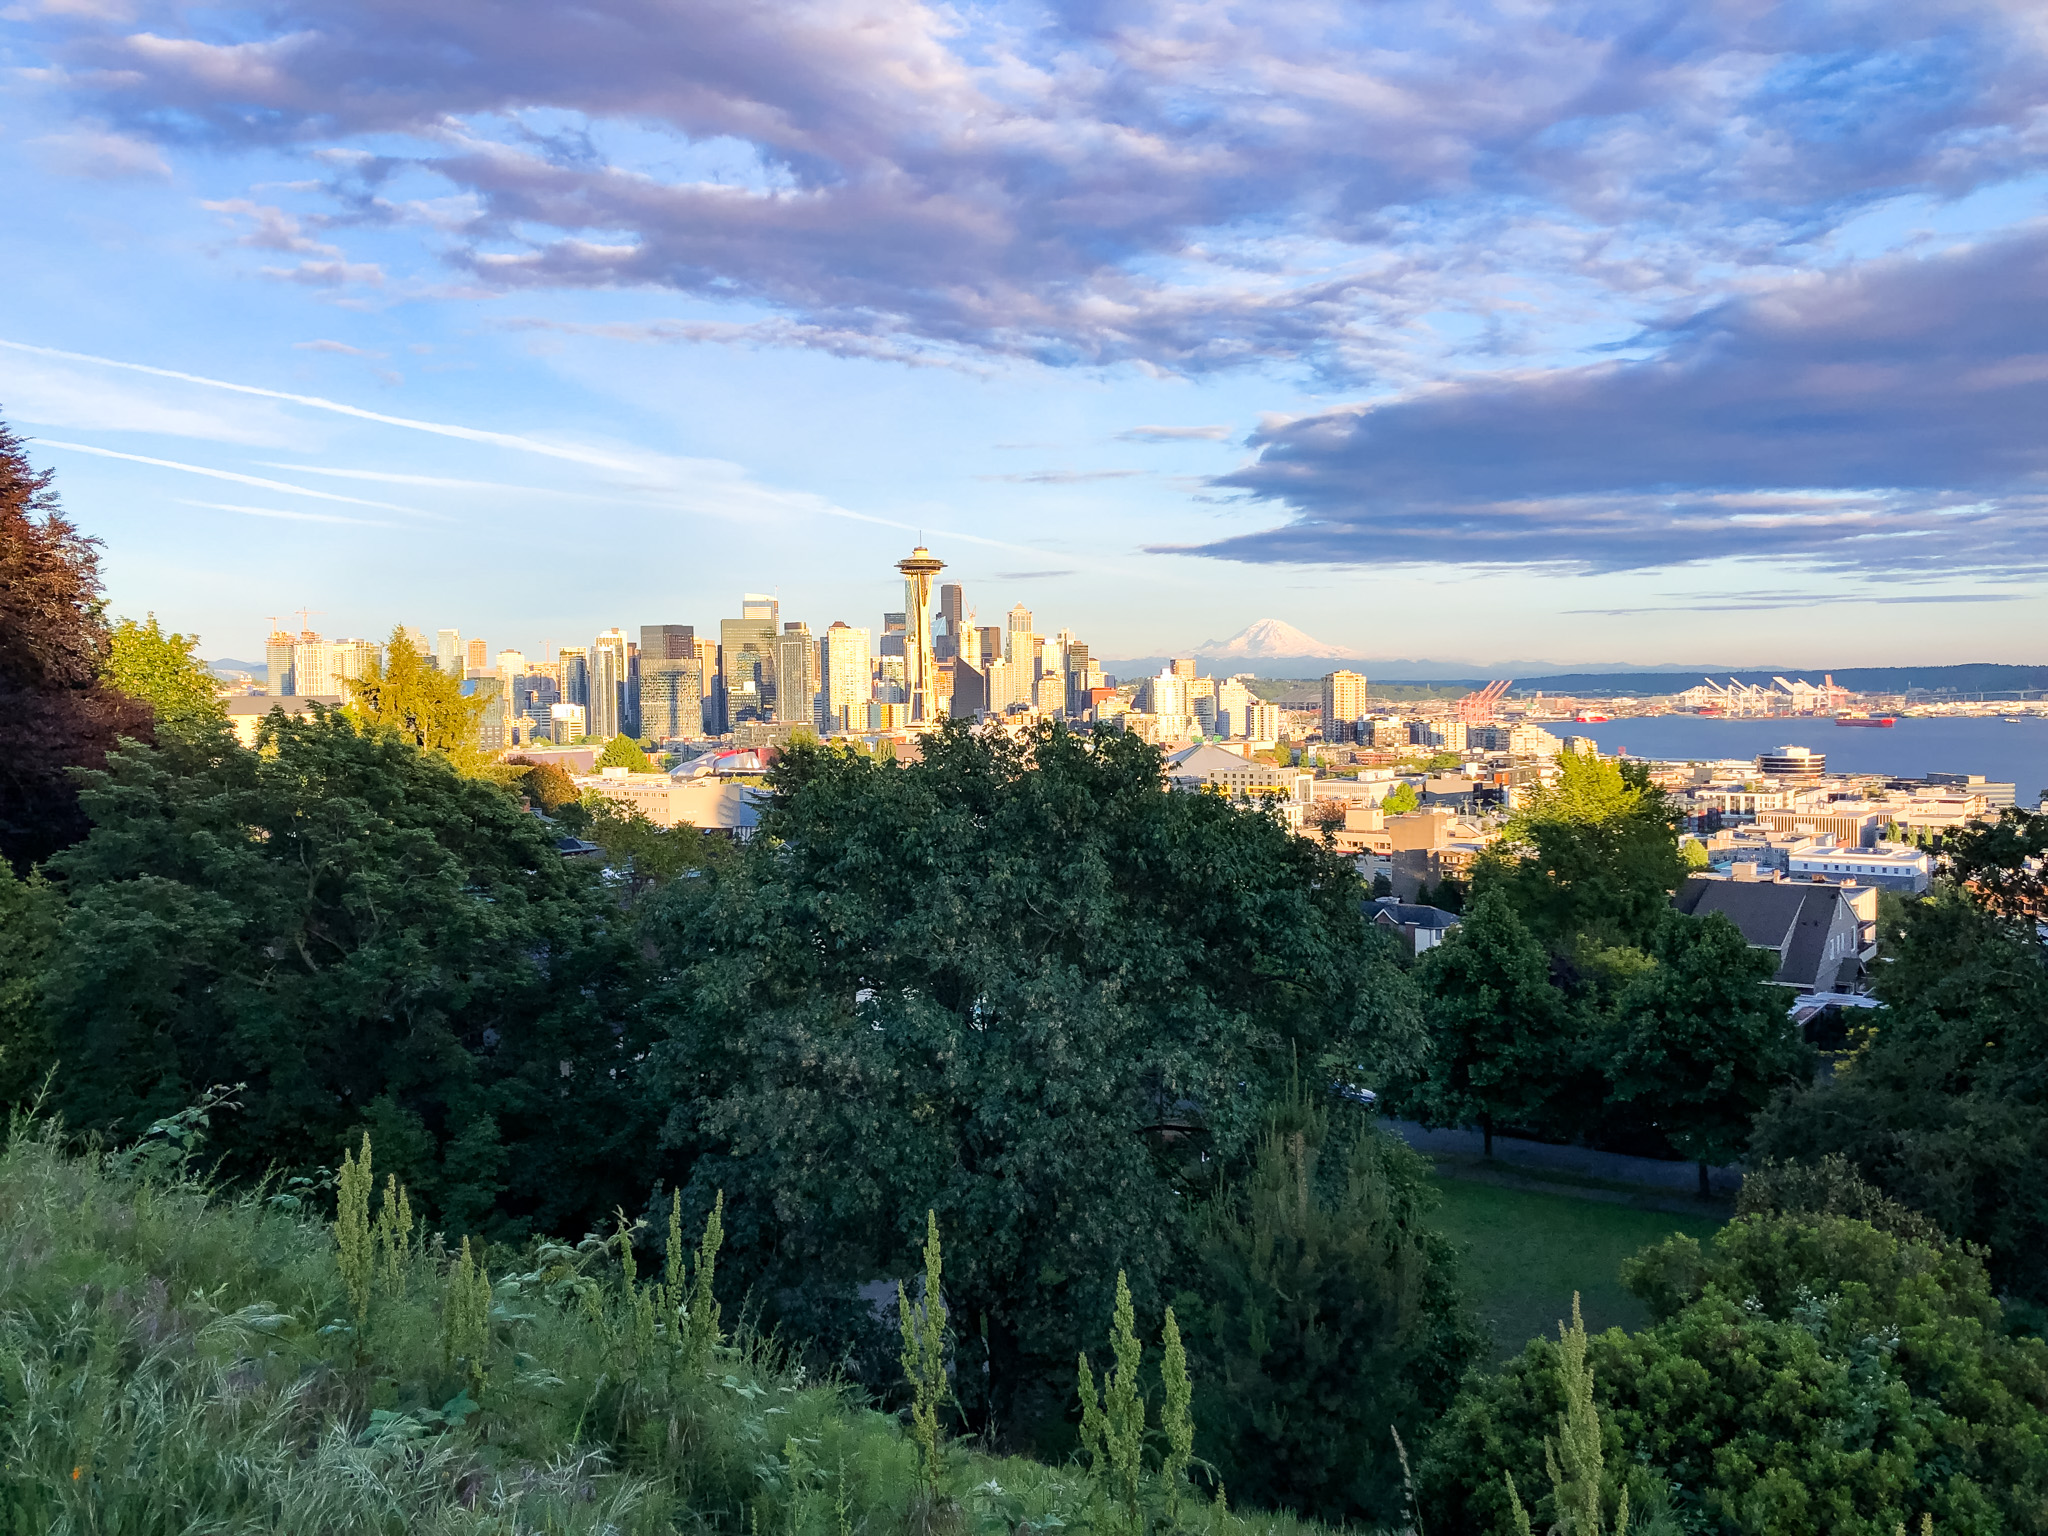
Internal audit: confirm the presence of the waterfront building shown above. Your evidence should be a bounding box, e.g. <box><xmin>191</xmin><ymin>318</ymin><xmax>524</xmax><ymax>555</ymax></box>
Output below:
<box><xmin>1757</xmin><ymin>744</ymin><xmax>1826</xmax><ymax>778</ymax></box>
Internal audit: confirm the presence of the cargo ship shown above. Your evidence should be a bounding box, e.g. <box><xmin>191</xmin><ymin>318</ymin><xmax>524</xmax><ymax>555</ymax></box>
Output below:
<box><xmin>1835</xmin><ymin>713</ymin><xmax>1896</xmax><ymax>727</ymax></box>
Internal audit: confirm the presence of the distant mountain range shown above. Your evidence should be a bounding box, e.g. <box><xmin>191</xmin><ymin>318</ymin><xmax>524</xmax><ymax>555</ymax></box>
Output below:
<box><xmin>210</xmin><ymin>658</ymin><xmax>265</xmax><ymax>678</ymax></box>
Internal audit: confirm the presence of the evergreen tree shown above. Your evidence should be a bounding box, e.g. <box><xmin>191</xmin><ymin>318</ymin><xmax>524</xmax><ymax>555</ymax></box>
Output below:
<box><xmin>596</xmin><ymin>734</ymin><xmax>654</xmax><ymax>772</ymax></box>
<box><xmin>1607</xmin><ymin>914</ymin><xmax>1811</xmax><ymax>1195</ymax></box>
<box><xmin>105</xmin><ymin>614</ymin><xmax>225</xmax><ymax>728</ymax></box>
<box><xmin>0</xmin><ymin>419</ymin><xmax>154</xmax><ymax>869</ymax></box>
<box><xmin>346</xmin><ymin>626</ymin><xmax>489</xmax><ymax>772</ymax></box>
<box><xmin>1400</xmin><ymin>886</ymin><xmax>1574</xmax><ymax>1154</ymax></box>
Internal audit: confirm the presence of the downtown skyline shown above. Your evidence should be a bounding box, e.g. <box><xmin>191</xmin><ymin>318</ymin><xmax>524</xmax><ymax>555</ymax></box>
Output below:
<box><xmin>4</xmin><ymin>0</ymin><xmax>2048</xmax><ymax>666</ymax></box>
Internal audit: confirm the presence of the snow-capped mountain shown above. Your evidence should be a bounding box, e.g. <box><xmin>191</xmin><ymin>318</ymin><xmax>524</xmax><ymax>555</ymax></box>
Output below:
<box><xmin>1193</xmin><ymin>619</ymin><xmax>1361</xmax><ymax>660</ymax></box>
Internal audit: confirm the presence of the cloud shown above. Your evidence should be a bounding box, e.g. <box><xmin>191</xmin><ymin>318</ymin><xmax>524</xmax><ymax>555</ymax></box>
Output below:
<box><xmin>1569</xmin><ymin>590</ymin><xmax>2038</xmax><ymax>616</ymax></box>
<box><xmin>29</xmin><ymin>0</ymin><xmax>2048</xmax><ymax>371</ymax></box>
<box><xmin>1172</xmin><ymin>227</ymin><xmax>2048</xmax><ymax>575</ymax></box>
<box><xmin>993</xmin><ymin>569</ymin><xmax>1078</xmax><ymax>580</ymax></box>
<box><xmin>1118</xmin><ymin>425</ymin><xmax>1232</xmax><ymax>442</ymax></box>
<box><xmin>499</xmin><ymin>315</ymin><xmax>982</xmax><ymax>371</ymax></box>
<box><xmin>176</xmin><ymin>497</ymin><xmax>396</xmax><ymax>527</ymax></box>
<box><xmin>29</xmin><ymin>123</ymin><xmax>168</xmax><ymax>178</ymax></box>
<box><xmin>292</xmin><ymin>339</ymin><xmax>383</xmax><ymax>356</ymax></box>
<box><xmin>262</xmin><ymin>258</ymin><xmax>386</xmax><ymax>286</ymax></box>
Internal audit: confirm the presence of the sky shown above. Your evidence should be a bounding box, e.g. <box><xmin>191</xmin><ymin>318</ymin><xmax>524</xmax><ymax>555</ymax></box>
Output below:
<box><xmin>3</xmin><ymin>0</ymin><xmax>2047</xmax><ymax>671</ymax></box>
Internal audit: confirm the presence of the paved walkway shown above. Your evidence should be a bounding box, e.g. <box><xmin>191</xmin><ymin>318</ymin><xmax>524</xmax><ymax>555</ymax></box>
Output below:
<box><xmin>1384</xmin><ymin>1118</ymin><xmax>1743</xmax><ymax>1199</ymax></box>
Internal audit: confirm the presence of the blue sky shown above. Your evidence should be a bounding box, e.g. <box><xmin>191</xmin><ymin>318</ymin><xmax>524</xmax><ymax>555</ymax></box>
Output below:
<box><xmin>3</xmin><ymin>0</ymin><xmax>2046</xmax><ymax>670</ymax></box>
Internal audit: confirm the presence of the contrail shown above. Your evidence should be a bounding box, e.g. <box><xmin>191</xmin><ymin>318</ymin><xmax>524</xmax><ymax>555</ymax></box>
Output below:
<box><xmin>178</xmin><ymin>499</ymin><xmax>399</xmax><ymax>528</ymax></box>
<box><xmin>35</xmin><ymin>441</ymin><xmax>431</xmax><ymax>514</ymax></box>
<box><xmin>0</xmin><ymin>338</ymin><xmax>637</xmax><ymax>471</ymax></box>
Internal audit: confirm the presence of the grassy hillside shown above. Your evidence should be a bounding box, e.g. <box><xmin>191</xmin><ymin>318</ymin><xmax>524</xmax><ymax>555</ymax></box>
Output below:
<box><xmin>0</xmin><ymin>1114</ymin><xmax>1358</xmax><ymax>1536</ymax></box>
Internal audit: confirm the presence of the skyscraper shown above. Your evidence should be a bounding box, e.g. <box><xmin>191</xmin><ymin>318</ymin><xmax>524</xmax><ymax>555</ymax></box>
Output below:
<box><xmin>895</xmin><ymin>546</ymin><xmax>945</xmax><ymax>724</ymax></box>
<box><xmin>820</xmin><ymin>622</ymin><xmax>872</xmax><ymax>733</ymax></box>
<box><xmin>292</xmin><ymin>632</ymin><xmax>337</xmax><ymax>697</ymax></box>
<box><xmin>465</xmin><ymin>637</ymin><xmax>487</xmax><ymax>675</ymax></box>
<box><xmin>1321</xmin><ymin>670</ymin><xmax>1369</xmax><ymax>743</ymax></box>
<box><xmin>934</xmin><ymin>583</ymin><xmax>965</xmax><ymax>663</ymax></box>
<box><xmin>639</xmin><ymin>657</ymin><xmax>703</xmax><ymax>742</ymax></box>
<box><xmin>773</xmin><ymin>622</ymin><xmax>818</xmax><ymax>727</ymax></box>
<box><xmin>590</xmin><ymin>629</ymin><xmax>629</xmax><ymax>741</ymax></box>
<box><xmin>558</xmin><ymin>646</ymin><xmax>590</xmax><ymax>721</ymax></box>
<box><xmin>436</xmin><ymin>629</ymin><xmax>461</xmax><ymax>677</ymax></box>
<box><xmin>1005</xmin><ymin>605</ymin><xmax>1033</xmax><ymax>666</ymax></box>
<box><xmin>878</xmin><ymin>612</ymin><xmax>907</xmax><ymax>658</ymax></box>
<box><xmin>742</xmin><ymin>593</ymin><xmax>779</xmax><ymax>624</ymax></box>
<box><xmin>265</xmin><ymin>623</ymin><xmax>295</xmax><ymax>697</ymax></box>
<box><xmin>719</xmin><ymin>602</ymin><xmax>780</xmax><ymax>729</ymax></box>
<box><xmin>640</xmin><ymin>625</ymin><xmax>695</xmax><ymax>662</ymax></box>
<box><xmin>333</xmin><ymin>637</ymin><xmax>380</xmax><ymax>702</ymax></box>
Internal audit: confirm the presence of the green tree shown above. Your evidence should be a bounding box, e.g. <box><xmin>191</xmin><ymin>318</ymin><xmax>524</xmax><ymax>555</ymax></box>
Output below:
<box><xmin>1181</xmin><ymin>1098</ymin><xmax>1481</xmax><ymax>1524</ymax></box>
<box><xmin>0</xmin><ymin>860</ymin><xmax>62</xmax><ymax>1108</ymax></box>
<box><xmin>1474</xmin><ymin>752</ymin><xmax>1685</xmax><ymax>951</ymax></box>
<box><xmin>1382</xmin><ymin>782</ymin><xmax>1420</xmax><ymax>815</ymax></box>
<box><xmin>0</xmin><ymin>419</ymin><xmax>154</xmax><ymax>869</ymax></box>
<box><xmin>1396</xmin><ymin>886</ymin><xmax>1575</xmax><ymax>1155</ymax></box>
<box><xmin>105</xmin><ymin>614</ymin><xmax>225</xmax><ymax>728</ymax></box>
<box><xmin>509</xmin><ymin>756</ymin><xmax>580</xmax><ymax>812</ymax></box>
<box><xmin>582</xmin><ymin>799</ymin><xmax>718</xmax><ymax>903</ymax></box>
<box><xmin>1940</xmin><ymin>806</ymin><xmax>2048</xmax><ymax>922</ymax></box>
<box><xmin>1423</xmin><ymin>1212</ymin><xmax>2048</xmax><ymax>1535</ymax></box>
<box><xmin>596</xmin><ymin>734</ymin><xmax>654</xmax><ymax>772</ymax></box>
<box><xmin>34</xmin><ymin>712</ymin><xmax>657</xmax><ymax>1237</ymax></box>
<box><xmin>1752</xmin><ymin>892</ymin><xmax>2048</xmax><ymax>1304</ymax></box>
<box><xmin>346</xmin><ymin>626</ymin><xmax>488</xmax><ymax>772</ymax></box>
<box><xmin>641</xmin><ymin>719</ymin><xmax>1411</xmax><ymax>1450</ymax></box>
<box><xmin>1607</xmin><ymin>914</ymin><xmax>1811</xmax><ymax>1196</ymax></box>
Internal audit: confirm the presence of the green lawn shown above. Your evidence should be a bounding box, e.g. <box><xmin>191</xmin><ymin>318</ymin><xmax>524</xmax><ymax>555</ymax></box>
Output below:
<box><xmin>1430</xmin><ymin>1179</ymin><xmax>1724</xmax><ymax>1360</ymax></box>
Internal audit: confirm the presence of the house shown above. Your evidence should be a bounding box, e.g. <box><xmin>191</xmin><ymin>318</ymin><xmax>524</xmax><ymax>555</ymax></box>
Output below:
<box><xmin>1673</xmin><ymin>871</ymin><xmax>1878</xmax><ymax>992</ymax></box>
<box><xmin>1367</xmin><ymin>896</ymin><xmax>1462</xmax><ymax>954</ymax></box>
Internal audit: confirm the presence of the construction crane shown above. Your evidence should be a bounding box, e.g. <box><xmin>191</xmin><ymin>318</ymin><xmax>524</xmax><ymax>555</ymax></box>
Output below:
<box><xmin>1452</xmin><ymin>679</ymin><xmax>1513</xmax><ymax>724</ymax></box>
<box><xmin>294</xmin><ymin>607</ymin><xmax>325</xmax><ymax>638</ymax></box>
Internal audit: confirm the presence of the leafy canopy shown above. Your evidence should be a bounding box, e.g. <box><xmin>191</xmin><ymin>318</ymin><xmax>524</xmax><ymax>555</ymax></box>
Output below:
<box><xmin>346</xmin><ymin>625</ymin><xmax>488</xmax><ymax>773</ymax></box>
<box><xmin>641</xmin><ymin>719</ymin><xmax>1413</xmax><ymax>1449</ymax></box>
<box><xmin>105</xmin><ymin>613</ymin><xmax>225</xmax><ymax>728</ymax></box>
<box><xmin>596</xmin><ymin>734</ymin><xmax>654</xmax><ymax>772</ymax></box>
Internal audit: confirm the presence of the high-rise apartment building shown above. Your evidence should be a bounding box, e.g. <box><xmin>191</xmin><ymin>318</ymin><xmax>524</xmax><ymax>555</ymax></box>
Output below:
<box><xmin>496</xmin><ymin>648</ymin><xmax>526</xmax><ymax>680</ymax></box>
<box><xmin>1321</xmin><ymin>670</ymin><xmax>1369</xmax><ymax>742</ymax></box>
<box><xmin>820</xmin><ymin>622</ymin><xmax>872</xmax><ymax>733</ymax></box>
<box><xmin>956</xmin><ymin>622</ymin><xmax>981</xmax><ymax>669</ymax></box>
<box><xmin>465</xmin><ymin>637</ymin><xmax>487</xmax><ymax>674</ymax></box>
<box><xmin>292</xmin><ymin>633</ymin><xmax>337</xmax><ymax>697</ymax></box>
<box><xmin>549</xmin><ymin>703</ymin><xmax>586</xmax><ymax>744</ymax></box>
<box><xmin>1244</xmin><ymin>701</ymin><xmax>1283</xmax><ymax>742</ymax></box>
<box><xmin>265</xmin><ymin>624</ymin><xmax>295</xmax><ymax>697</ymax></box>
<box><xmin>436</xmin><ymin>629</ymin><xmax>461</xmax><ymax>677</ymax></box>
<box><xmin>773</xmin><ymin>623</ymin><xmax>818</xmax><ymax>727</ymax></box>
<box><xmin>590</xmin><ymin>629</ymin><xmax>629</xmax><ymax>741</ymax></box>
<box><xmin>1216</xmin><ymin>678</ymin><xmax>1254</xmax><ymax>738</ymax></box>
<box><xmin>1171</xmin><ymin>658</ymin><xmax>1198</xmax><ymax>681</ymax></box>
<box><xmin>896</xmin><ymin>546</ymin><xmax>945</xmax><ymax>724</ymax></box>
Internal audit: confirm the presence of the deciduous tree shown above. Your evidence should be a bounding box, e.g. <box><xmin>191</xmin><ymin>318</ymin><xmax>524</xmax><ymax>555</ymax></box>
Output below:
<box><xmin>105</xmin><ymin>613</ymin><xmax>225</xmax><ymax>728</ymax></box>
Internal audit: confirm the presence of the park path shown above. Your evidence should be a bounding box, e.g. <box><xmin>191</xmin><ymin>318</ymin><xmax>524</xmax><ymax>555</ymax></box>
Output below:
<box><xmin>1382</xmin><ymin>1118</ymin><xmax>1742</xmax><ymax>1202</ymax></box>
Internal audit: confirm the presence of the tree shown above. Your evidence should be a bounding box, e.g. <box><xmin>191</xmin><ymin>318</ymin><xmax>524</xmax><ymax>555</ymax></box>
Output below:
<box><xmin>1181</xmin><ymin>1096</ymin><xmax>1481</xmax><ymax>1524</ymax></box>
<box><xmin>1395</xmin><ymin>886</ymin><xmax>1575</xmax><ymax>1155</ymax></box>
<box><xmin>597</xmin><ymin>734</ymin><xmax>654</xmax><ymax>772</ymax></box>
<box><xmin>346</xmin><ymin>626</ymin><xmax>488</xmax><ymax>772</ymax></box>
<box><xmin>0</xmin><ymin>419</ymin><xmax>154</xmax><ymax>869</ymax></box>
<box><xmin>1382</xmin><ymin>782</ymin><xmax>1420</xmax><ymax>815</ymax></box>
<box><xmin>640</xmin><ymin>720</ymin><xmax>1412</xmax><ymax>1450</ymax></box>
<box><xmin>105</xmin><ymin>614</ymin><xmax>225</xmax><ymax>728</ymax></box>
<box><xmin>1474</xmin><ymin>752</ymin><xmax>1685</xmax><ymax>951</ymax></box>
<box><xmin>1423</xmin><ymin>1211</ymin><xmax>2048</xmax><ymax>1534</ymax></box>
<box><xmin>582</xmin><ymin>798</ymin><xmax>719</xmax><ymax>903</ymax></box>
<box><xmin>0</xmin><ymin>859</ymin><xmax>61</xmax><ymax>1109</ymax></box>
<box><xmin>1752</xmin><ymin>892</ymin><xmax>2048</xmax><ymax>1304</ymax></box>
<box><xmin>1607</xmin><ymin>913</ymin><xmax>1812</xmax><ymax>1195</ymax></box>
<box><xmin>33</xmin><ymin>712</ymin><xmax>658</xmax><ymax>1238</ymax></box>
<box><xmin>1941</xmin><ymin>806</ymin><xmax>2048</xmax><ymax>922</ymax></box>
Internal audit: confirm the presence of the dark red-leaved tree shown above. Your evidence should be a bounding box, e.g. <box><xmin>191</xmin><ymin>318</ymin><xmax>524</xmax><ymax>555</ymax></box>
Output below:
<box><xmin>0</xmin><ymin>417</ymin><xmax>153</xmax><ymax>869</ymax></box>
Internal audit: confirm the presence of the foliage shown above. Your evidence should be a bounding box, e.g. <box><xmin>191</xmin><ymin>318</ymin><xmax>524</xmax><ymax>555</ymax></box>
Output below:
<box><xmin>598</xmin><ymin>733</ymin><xmax>656</xmax><ymax>772</ymax></box>
<box><xmin>1383</xmin><ymin>782</ymin><xmax>1420</xmax><ymax>815</ymax></box>
<box><xmin>1078</xmin><ymin>1270</ymin><xmax>1148</xmax><ymax>1534</ymax></box>
<box><xmin>1940</xmin><ymin>807</ymin><xmax>2048</xmax><ymax>922</ymax></box>
<box><xmin>0</xmin><ymin>419</ymin><xmax>154</xmax><ymax>869</ymax></box>
<box><xmin>1178</xmin><ymin>1098</ymin><xmax>1483</xmax><ymax>1525</ymax></box>
<box><xmin>1394</xmin><ymin>886</ymin><xmax>1575</xmax><ymax>1150</ymax></box>
<box><xmin>509</xmin><ymin>755</ymin><xmax>581</xmax><ymax>810</ymax></box>
<box><xmin>1423</xmin><ymin>1211</ymin><xmax>2048</xmax><ymax>1536</ymax></box>
<box><xmin>1753</xmin><ymin>892</ymin><xmax>2048</xmax><ymax>1304</ymax></box>
<box><xmin>0</xmin><ymin>860</ymin><xmax>61</xmax><ymax>1108</ymax></box>
<box><xmin>1606</xmin><ymin>913</ymin><xmax>1812</xmax><ymax>1190</ymax></box>
<box><xmin>1503</xmin><ymin>1297</ymin><xmax>1630</xmax><ymax>1536</ymax></box>
<box><xmin>583</xmin><ymin>796</ymin><xmax>720</xmax><ymax>901</ymax></box>
<box><xmin>0</xmin><ymin>1116</ymin><xmax>1336</xmax><ymax>1536</ymax></box>
<box><xmin>29</xmin><ymin>710</ymin><xmax>658</xmax><ymax>1239</ymax></box>
<box><xmin>641</xmin><ymin>719</ymin><xmax>1411</xmax><ymax>1451</ymax></box>
<box><xmin>1737</xmin><ymin>1156</ymin><xmax>1947</xmax><ymax>1248</ymax></box>
<box><xmin>1474</xmin><ymin>752</ymin><xmax>1685</xmax><ymax>951</ymax></box>
<box><xmin>347</xmin><ymin>626</ymin><xmax>489</xmax><ymax>773</ymax></box>
<box><xmin>899</xmin><ymin>1210</ymin><xmax>949</xmax><ymax>1489</ymax></box>
<box><xmin>105</xmin><ymin>612</ymin><xmax>225</xmax><ymax>727</ymax></box>
<box><xmin>1160</xmin><ymin>1307</ymin><xmax>1194</xmax><ymax>1529</ymax></box>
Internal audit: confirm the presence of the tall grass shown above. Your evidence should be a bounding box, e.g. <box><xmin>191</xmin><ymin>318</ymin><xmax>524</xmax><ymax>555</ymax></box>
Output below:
<box><xmin>0</xmin><ymin>1115</ymin><xmax>1351</xmax><ymax>1536</ymax></box>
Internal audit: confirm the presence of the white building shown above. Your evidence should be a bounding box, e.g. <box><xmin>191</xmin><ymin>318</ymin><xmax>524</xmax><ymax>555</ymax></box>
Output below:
<box><xmin>820</xmin><ymin>622</ymin><xmax>873</xmax><ymax>732</ymax></box>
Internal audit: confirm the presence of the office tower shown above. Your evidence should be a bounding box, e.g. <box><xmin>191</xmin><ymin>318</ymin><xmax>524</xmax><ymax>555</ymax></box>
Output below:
<box><xmin>878</xmin><ymin>612</ymin><xmax>907</xmax><ymax>658</ymax></box>
<box><xmin>874</xmin><ymin>653</ymin><xmax>907</xmax><ymax>703</ymax></box>
<box><xmin>934</xmin><ymin>583</ymin><xmax>966</xmax><ymax>663</ymax></box>
<box><xmin>590</xmin><ymin>629</ymin><xmax>629</xmax><ymax>741</ymax></box>
<box><xmin>1216</xmin><ymin>678</ymin><xmax>1253</xmax><ymax>737</ymax></box>
<box><xmin>465</xmin><ymin>637</ymin><xmax>487</xmax><ymax>674</ymax></box>
<box><xmin>1171</xmin><ymin>658</ymin><xmax>1198</xmax><ymax>681</ymax></box>
<box><xmin>820</xmin><ymin>622</ymin><xmax>872</xmax><ymax>733</ymax></box>
<box><xmin>719</xmin><ymin>600</ymin><xmax>780</xmax><ymax>730</ymax></box>
<box><xmin>895</xmin><ymin>546</ymin><xmax>945</xmax><ymax>724</ymax></box>
<box><xmin>549</xmin><ymin>702</ymin><xmax>586</xmax><ymax>744</ymax></box>
<box><xmin>496</xmin><ymin>648</ymin><xmax>526</xmax><ymax>680</ymax></box>
<box><xmin>956</xmin><ymin>622</ymin><xmax>981</xmax><ymax>669</ymax></box>
<box><xmin>558</xmin><ymin>646</ymin><xmax>590</xmax><ymax>715</ymax></box>
<box><xmin>1063</xmin><ymin>642</ymin><xmax>1091</xmax><ymax>717</ymax></box>
<box><xmin>1321</xmin><ymin>670</ymin><xmax>1369</xmax><ymax>742</ymax></box>
<box><xmin>1005</xmin><ymin>605</ymin><xmax>1033</xmax><ymax>663</ymax></box>
<box><xmin>773</xmin><ymin>622</ymin><xmax>819</xmax><ymax>727</ymax></box>
<box><xmin>624</xmin><ymin>637</ymin><xmax>640</xmax><ymax>738</ymax></box>
<box><xmin>639</xmin><ymin>655</ymin><xmax>704</xmax><ymax>742</ymax></box>
<box><xmin>436</xmin><ymin>629</ymin><xmax>461</xmax><ymax>676</ymax></box>
<box><xmin>978</xmin><ymin>626</ymin><xmax>1004</xmax><ymax>668</ymax></box>
<box><xmin>640</xmin><ymin>625</ymin><xmax>695</xmax><ymax>662</ymax></box>
<box><xmin>463</xmin><ymin>676</ymin><xmax>505</xmax><ymax>751</ymax></box>
<box><xmin>265</xmin><ymin>624</ymin><xmax>295</xmax><ymax>697</ymax></box>
<box><xmin>691</xmin><ymin>636</ymin><xmax>719</xmax><ymax>732</ymax></box>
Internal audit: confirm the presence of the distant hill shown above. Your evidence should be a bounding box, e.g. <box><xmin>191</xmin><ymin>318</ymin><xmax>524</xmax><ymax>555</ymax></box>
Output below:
<box><xmin>209</xmin><ymin>658</ymin><xmax>265</xmax><ymax>678</ymax></box>
<box><xmin>1096</xmin><ymin>660</ymin><xmax>2048</xmax><ymax>695</ymax></box>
